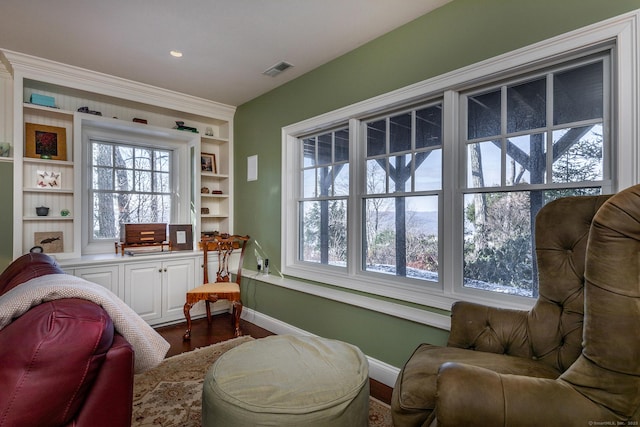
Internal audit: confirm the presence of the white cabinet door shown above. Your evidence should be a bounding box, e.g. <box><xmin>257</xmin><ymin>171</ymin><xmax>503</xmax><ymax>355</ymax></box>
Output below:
<box><xmin>162</xmin><ymin>258</ymin><xmax>195</xmax><ymax>321</ymax></box>
<box><xmin>74</xmin><ymin>265</ymin><xmax>120</xmax><ymax>295</ymax></box>
<box><xmin>64</xmin><ymin>254</ymin><xmax>198</xmax><ymax>326</ymax></box>
<box><xmin>124</xmin><ymin>262</ymin><xmax>162</xmax><ymax>323</ymax></box>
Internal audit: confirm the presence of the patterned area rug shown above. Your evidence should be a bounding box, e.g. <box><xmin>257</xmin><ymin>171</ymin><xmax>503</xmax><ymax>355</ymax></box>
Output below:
<box><xmin>132</xmin><ymin>336</ymin><xmax>393</xmax><ymax>426</ymax></box>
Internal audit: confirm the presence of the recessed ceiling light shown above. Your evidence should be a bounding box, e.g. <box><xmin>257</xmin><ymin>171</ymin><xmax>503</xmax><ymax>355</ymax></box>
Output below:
<box><xmin>170</xmin><ymin>50</ymin><xmax>183</xmax><ymax>58</ymax></box>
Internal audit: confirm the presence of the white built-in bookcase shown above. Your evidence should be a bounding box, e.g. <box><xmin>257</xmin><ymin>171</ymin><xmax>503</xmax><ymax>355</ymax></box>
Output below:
<box><xmin>3</xmin><ymin>50</ymin><xmax>236</xmax><ymax>259</ymax></box>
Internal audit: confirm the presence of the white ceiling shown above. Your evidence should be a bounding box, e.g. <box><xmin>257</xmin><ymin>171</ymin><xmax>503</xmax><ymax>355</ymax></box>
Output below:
<box><xmin>0</xmin><ymin>0</ymin><xmax>451</xmax><ymax>107</ymax></box>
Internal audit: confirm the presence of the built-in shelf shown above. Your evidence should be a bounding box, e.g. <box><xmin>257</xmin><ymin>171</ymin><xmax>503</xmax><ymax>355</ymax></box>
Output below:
<box><xmin>201</xmin><ymin>194</ymin><xmax>229</xmax><ymax>198</ymax></box>
<box><xmin>23</xmin><ymin>216</ymin><xmax>74</xmax><ymax>221</ymax></box>
<box><xmin>201</xmin><ymin>135</ymin><xmax>229</xmax><ymax>144</ymax></box>
<box><xmin>201</xmin><ymin>172</ymin><xmax>229</xmax><ymax>179</ymax></box>
<box><xmin>23</xmin><ymin>102</ymin><xmax>74</xmax><ymax>117</ymax></box>
<box><xmin>24</xmin><ymin>157</ymin><xmax>74</xmax><ymax>167</ymax></box>
<box><xmin>200</xmin><ymin>130</ymin><xmax>231</xmax><ymax>235</ymax></box>
<box><xmin>23</xmin><ymin>188</ymin><xmax>74</xmax><ymax>194</ymax></box>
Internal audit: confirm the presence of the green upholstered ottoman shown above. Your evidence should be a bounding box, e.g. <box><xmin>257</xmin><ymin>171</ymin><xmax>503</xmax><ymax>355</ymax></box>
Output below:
<box><xmin>202</xmin><ymin>335</ymin><xmax>370</xmax><ymax>426</ymax></box>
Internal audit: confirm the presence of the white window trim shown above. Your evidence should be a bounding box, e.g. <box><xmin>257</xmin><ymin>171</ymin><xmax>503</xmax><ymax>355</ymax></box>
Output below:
<box><xmin>80</xmin><ymin>115</ymin><xmax>196</xmax><ymax>255</ymax></box>
<box><xmin>282</xmin><ymin>11</ymin><xmax>639</xmax><ymax>313</ymax></box>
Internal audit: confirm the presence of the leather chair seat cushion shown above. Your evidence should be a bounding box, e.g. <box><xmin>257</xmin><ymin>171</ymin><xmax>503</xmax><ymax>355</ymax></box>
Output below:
<box><xmin>0</xmin><ymin>298</ymin><xmax>114</xmax><ymax>427</ymax></box>
<box><xmin>394</xmin><ymin>344</ymin><xmax>561</xmax><ymax>412</ymax></box>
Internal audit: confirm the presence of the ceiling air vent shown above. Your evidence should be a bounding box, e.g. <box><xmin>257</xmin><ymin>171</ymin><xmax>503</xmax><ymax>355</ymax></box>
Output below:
<box><xmin>263</xmin><ymin>61</ymin><xmax>294</xmax><ymax>77</ymax></box>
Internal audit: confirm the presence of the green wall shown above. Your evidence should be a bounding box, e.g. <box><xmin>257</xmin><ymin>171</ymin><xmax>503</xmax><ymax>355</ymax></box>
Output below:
<box><xmin>0</xmin><ymin>162</ymin><xmax>12</xmax><ymax>271</ymax></box>
<box><xmin>234</xmin><ymin>0</ymin><xmax>640</xmax><ymax>368</ymax></box>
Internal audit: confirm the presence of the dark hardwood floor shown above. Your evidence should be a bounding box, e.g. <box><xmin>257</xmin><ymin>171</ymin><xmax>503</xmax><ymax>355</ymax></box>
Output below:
<box><xmin>154</xmin><ymin>313</ymin><xmax>393</xmax><ymax>405</ymax></box>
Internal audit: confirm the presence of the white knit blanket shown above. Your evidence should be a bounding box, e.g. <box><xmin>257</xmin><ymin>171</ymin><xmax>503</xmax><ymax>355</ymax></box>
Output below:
<box><xmin>0</xmin><ymin>274</ymin><xmax>170</xmax><ymax>373</ymax></box>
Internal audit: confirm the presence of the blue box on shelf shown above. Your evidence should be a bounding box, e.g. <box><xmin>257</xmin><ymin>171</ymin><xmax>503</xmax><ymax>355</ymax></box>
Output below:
<box><xmin>30</xmin><ymin>93</ymin><xmax>56</xmax><ymax>108</ymax></box>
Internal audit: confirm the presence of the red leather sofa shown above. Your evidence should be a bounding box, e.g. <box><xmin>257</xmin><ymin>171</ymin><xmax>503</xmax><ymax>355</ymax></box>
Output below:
<box><xmin>0</xmin><ymin>253</ymin><xmax>134</xmax><ymax>427</ymax></box>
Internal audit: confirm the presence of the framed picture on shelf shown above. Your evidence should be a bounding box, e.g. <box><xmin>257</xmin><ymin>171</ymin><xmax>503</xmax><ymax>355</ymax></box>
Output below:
<box><xmin>169</xmin><ymin>224</ymin><xmax>193</xmax><ymax>251</ymax></box>
<box><xmin>36</xmin><ymin>170</ymin><xmax>61</xmax><ymax>189</ymax></box>
<box><xmin>25</xmin><ymin>123</ymin><xmax>67</xmax><ymax>161</ymax></box>
<box><xmin>201</xmin><ymin>152</ymin><xmax>217</xmax><ymax>173</ymax></box>
<box><xmin>34</xmin><ymin>231</ymin><xmax>64</xmax><ymax>253</ymax></box>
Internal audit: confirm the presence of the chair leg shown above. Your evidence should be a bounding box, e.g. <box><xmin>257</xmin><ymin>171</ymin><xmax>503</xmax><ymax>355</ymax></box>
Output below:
<box><xmin>232</xmin><ymin>301</ymin><xmax>243</xmax><ymax>337</ymax></box>
<box><xmin>183</xmin><ymin>302</ymin><xmax>195</xmax><ymax>340</ymax></box>
<box><xmin>205</xmin><ymin>300</ymin><xmax>212</xmax><ymax>323</ymax></box>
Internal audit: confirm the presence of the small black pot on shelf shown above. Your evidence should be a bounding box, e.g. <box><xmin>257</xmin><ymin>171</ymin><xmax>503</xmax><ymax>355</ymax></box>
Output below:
<box><xmin>35</xmin><ymin>206</ymin><xmax>50</xmax><ymax>216</ymax></box>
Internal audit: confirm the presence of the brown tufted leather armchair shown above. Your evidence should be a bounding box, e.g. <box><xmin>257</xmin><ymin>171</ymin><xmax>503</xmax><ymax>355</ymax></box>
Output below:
<box><xmin>392</xmin><ymin>191</ymin><xmax>619</xmax><ymax>426</ymax></box>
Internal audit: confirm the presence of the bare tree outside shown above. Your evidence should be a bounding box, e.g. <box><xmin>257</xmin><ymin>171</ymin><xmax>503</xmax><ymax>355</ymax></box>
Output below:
<box><xmin>463</xmin><ymin>59</ymin><xmax>605</xmax><ymax>297</ymax></box>
<box><xmin>300</xmin><ymin>130</ymin><xmax>349</xmax><ymax>265</ymax></box>
<box><xmin>91</xmin><ymin>141</ymin><xmax>172</xmax><ymax>240</ymax></box>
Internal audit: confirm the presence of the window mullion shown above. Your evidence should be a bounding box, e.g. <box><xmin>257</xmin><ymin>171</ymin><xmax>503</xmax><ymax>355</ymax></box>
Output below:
<box><xmin>442</xmin><ymin>89</ymin><xmax>459</xmax><ymax>296</ymax></box>
<box><xmin>411</xmin><ymin>111</ymin><xmax>416</xmax><ymax>192</ymax></box>
<box><xmin>348</xmin><ymin>118</ymin><xmax>362</xmax><ymax>277</ymax></box>
<box><xmin>546</xmin><ymin>73</ymin><xmax>554</xmax><ymax>183</ymax></box>
<box><xmin>385</xmin><ymin>117</ymin><xmax>390</xmax><ymax>193</ymax></box>
<box><xmin>501</xmin><ymin>86</ymin><xmax>508</xmax><ymax>187</ymax></box>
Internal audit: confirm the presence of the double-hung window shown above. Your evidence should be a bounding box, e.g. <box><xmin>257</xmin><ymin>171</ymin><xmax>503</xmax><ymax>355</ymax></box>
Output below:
<box><xmin>462</xmin><ymin>56</ymin><xmax>609</xmax><ymax>298</ymax></box>
<box><xmin>363</xmin><ymin>103</ymin><xmax>442</xmax><ymax>281</ymax></box>
<box><xmin>283</xmin><ymin>16</ymin><xmax>637</xmax><ymax>311</ymax></box>
<box><xmin>80</xmin><ymin>120</ymin><xmax>192</xmax><ymax>255</ymax></box>
<box><xmin>89</xmin><ymin>140</ymin><xmax>172</xmax><ymax>240</ymax></box>
<box><xmin>300</xmin><ymin>128</ymin><xmax>350</xmax><ymax>265</ymax></box>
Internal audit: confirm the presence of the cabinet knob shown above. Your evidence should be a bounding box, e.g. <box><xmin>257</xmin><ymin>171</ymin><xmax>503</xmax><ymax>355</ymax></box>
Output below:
<box><xmin>164</xmin><ymin>268</ymin><xmax>167</xmax><ymax>272</ymax></box>
<box><xmin>158</xmin><ymin>269</ymin><xmax>162</xmax><ymax>273</ymax></box>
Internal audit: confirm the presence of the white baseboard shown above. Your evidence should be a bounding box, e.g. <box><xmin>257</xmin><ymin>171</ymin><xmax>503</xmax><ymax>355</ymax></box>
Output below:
<box><xmin>241</xmin><ymin>307</ymin><xmax>400</xmax><ymax>388</ymax></box>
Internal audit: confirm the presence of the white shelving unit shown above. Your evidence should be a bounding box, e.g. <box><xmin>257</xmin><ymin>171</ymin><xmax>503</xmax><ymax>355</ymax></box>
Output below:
<box><xmin>19</xmin><ymin>103</ymin><xmax>79</xmax><ymax>256</ymax></box>
<box><xmin>199</xmin><ymin>132</ymin><xmax>231</xmax><ymax>235</ymax></box>
<box><xmin>4</xmin><ymin>49</ymin><xmax>236</xmax><ymax>259</ymax></box>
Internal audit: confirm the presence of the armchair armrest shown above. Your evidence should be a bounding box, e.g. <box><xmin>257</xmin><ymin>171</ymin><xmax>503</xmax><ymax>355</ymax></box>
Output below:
<box><xmin>435</xmin><ymin>363</ymin><xmax>622</xmax><ymax>427</ymax></box>
<box><xmin>74</xmin><ymin>334</ymin><xmax>134</xmax><ymax>427</ymax></box>
<box><xmin>447</xmin><ymin>301</ymin><xmax>531</xmax><ymax>358</ymax></box>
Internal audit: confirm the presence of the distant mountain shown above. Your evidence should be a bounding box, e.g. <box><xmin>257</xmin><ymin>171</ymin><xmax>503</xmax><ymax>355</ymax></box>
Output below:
<box><xmin>367</xmin><ymin>210</ymin><xmax>438</xmax><ymax>235</ymax></box>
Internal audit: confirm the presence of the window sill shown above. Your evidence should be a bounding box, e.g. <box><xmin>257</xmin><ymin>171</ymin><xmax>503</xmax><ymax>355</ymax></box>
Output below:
<box><xmin>242</xmin><ymin>269</ymin><xmax>452</xmax><ymax>332</ymax></box>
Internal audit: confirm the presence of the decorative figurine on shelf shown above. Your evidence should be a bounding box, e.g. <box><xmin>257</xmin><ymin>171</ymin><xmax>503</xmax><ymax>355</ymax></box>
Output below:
<box><xmin>174</xmin><ymin>121</ymin><xmax>199</xmax><ymax>133</ymax></box>
<box><xmin>60</xmin><ymin>209</ymin><xmax>70</xmax><ymax>217</ymax></box>
<box><xmin>201</xmin><ymin>187</ymin><xmax>210</xmax><ymax>194</ymax></box>
<box><xmin>201</xmin><ymin>207</ymin><xmax>210</xmax><ymax>215</ymax></box>
<box><xmin>77</xmin><ymin>106</ymin><xmax>102</xmax><ymax>116</ymax></box>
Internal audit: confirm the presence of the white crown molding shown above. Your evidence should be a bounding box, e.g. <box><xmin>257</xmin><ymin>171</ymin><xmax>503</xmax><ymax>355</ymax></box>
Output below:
<box><xmin>0</xmin><ymin>58</ymin><xmax>10</xmax><ymax>79</ymax></box>
<box><xmin>0</xmin><ymin>49</ymin><xmax>236</xmax><ymax>120</ymax></box>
